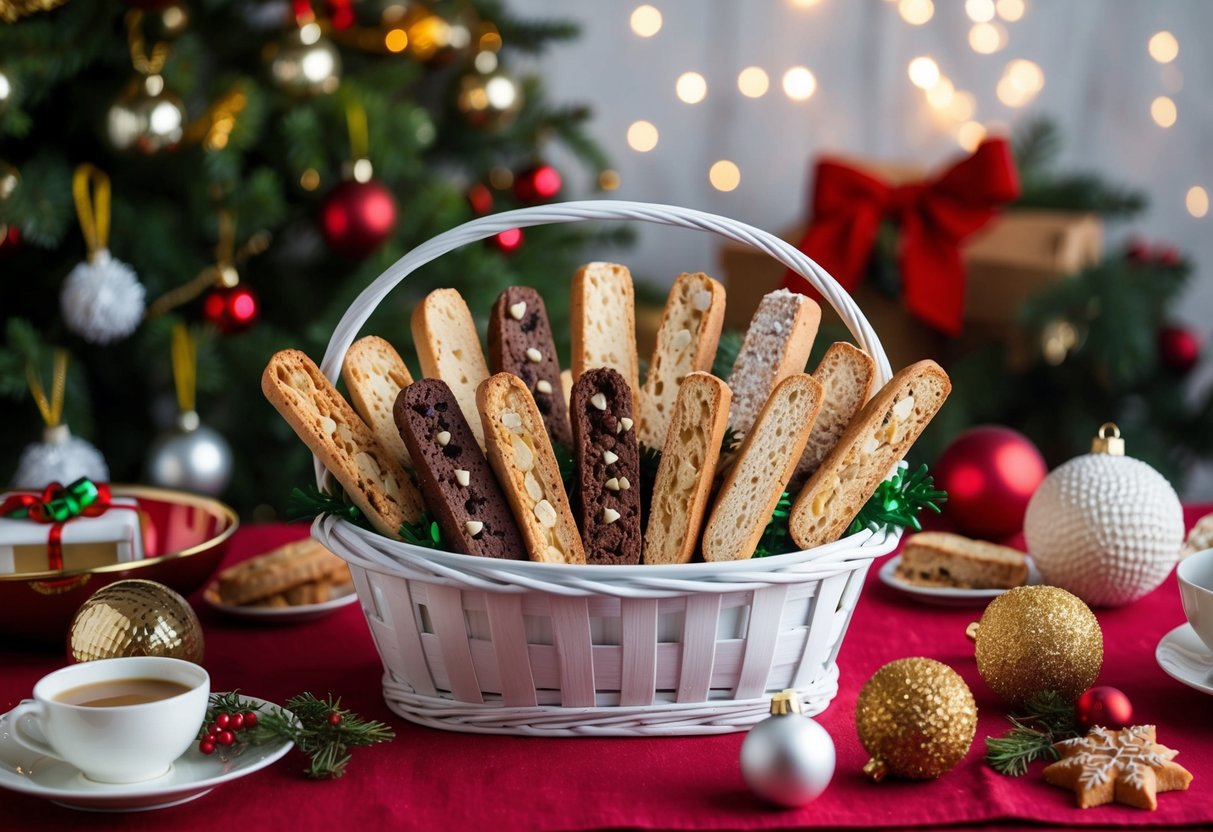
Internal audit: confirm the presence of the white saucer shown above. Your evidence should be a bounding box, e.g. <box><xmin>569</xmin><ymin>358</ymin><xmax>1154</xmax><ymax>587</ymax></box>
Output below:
<box><xmin>0</xmin><ymin>694</ymin><xmax>293</xmax><ymax>812</ymax></box>
<box><xmin>1156</xmin><ymin>623</ymin><xmax>1213</xmax><ymax>696</ymax></box>
<box><xmin>204</xmin><ymin>581</ymin><xmax>358</xmax><ymax>623</ymax></box>
<box><xmin>878</xmin><ymin>554</ymin><xmax>1041</xmax><ymax>606</ymax></box>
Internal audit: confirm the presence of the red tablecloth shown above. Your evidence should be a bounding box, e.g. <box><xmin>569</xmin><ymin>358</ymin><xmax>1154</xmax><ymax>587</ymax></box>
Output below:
<box><xmin>3</xmin><ymin>508</ymin><xmax>1212</xmax><ymax>830</ymax></box>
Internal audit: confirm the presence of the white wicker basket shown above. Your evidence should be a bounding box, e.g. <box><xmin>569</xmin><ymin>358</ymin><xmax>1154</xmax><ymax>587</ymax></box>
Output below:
<box><xmin>312</xmin><ymin>200</ymin><xmax>900</xmax><ymax>736</ymax></box>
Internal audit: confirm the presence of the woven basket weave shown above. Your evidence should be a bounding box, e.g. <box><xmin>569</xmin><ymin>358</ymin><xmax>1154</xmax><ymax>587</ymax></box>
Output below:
<box><xmin>312</xmin><ymin>201</ymin><xmax>899</xmax><ymax>736</ymax></box>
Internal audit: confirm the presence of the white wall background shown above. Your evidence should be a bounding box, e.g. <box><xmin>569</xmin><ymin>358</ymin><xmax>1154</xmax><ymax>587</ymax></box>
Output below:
<box><xmin>509</xmin><ymin>0</ymin><xmax>1213</xmax><ymax>497</ymax></box>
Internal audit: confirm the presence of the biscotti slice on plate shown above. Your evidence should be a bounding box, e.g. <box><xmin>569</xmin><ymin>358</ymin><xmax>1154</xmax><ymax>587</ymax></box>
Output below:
<box><xmin>478</xmin><ymin>373</ymin><xmax>587</xmax><ymax>564</ymax></box>
<box><xmin>725</xmin><ymin>289</ymin><xmax>821</xmax><ymax>438</ymax></box>
<box><xmin>395</xmin><ymin>379</ymin><xmax>525</xmax><ymax>559</ymax></box>
<box><xmin>637</xmin><ymin>272</ymin><xmax>726</xmax><ymax>449</ymax></box>
<box><xmin>788</xmin><ymin>342</ymin><xmax>876</xmax><ymax>493</ymax></box>
<box><xmin>488</xmin><ymin>286</ymin><xmax>573</xmax><ymax>449</ymax></box>
<box><xmin>342</xmin><ymin>336</ymin><xmax>415</xmax><ymax>468</ymax></box>
<box><xmin>643</xmin><ymin>372</ymin><xmax>731</xmax><ymax>565</ymax></box>
<box><xmin>411</xmin><ymin>288</ymin><xmax>490</xmax><ymax>449</ymax></box>
<box><xmin>895</xmin><ymin>531</ymin><xmax>1029</xmax><ymax>589</ymax></box>
<box><xmin>217</xmin><ymin>538</ymin><xmax>348</xmax><ymax>606</ymax></box>
<box><xmin>702</xmin><ymin>373</ymin><xmax>823</xmax><ymax>562</ymax></box>
<box><xmin>789</xmin><ymin>360</ymin><xmax>951</xmax><ymax>550</ymax></box>
<box><xmin>571</xmin><ymin>262</ymin><xmax>640</xmax><ymax>395</ymax></box>
<box><xmin>262</xmin><ymin>349</ymin><xmax>424</xmax><ymax>537</ymax></box>
<box><xmin>570</xmin><ymin>368</ymin><xmax>642</xmax><ymax>565</ymax></box>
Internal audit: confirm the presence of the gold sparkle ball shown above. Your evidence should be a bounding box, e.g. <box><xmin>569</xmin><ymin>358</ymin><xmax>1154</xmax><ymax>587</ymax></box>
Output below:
<box><xmin>855</xmin><ymin>657</ymin><xmax>977</xmax><ymax>781</ymax></box>
<box><xmin>971</xmin><ymin>585</ymin><xmax>1102</xmax><ymax>705</ymax></box>
<box><xmin>69</xmin><ymin>579</ymin><xmax>204</xmax><ymax>664</ymax></box>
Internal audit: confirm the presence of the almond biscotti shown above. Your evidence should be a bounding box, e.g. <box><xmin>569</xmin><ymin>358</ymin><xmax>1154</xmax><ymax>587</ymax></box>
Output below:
<box><xmin>571</xmin><ymin>262</ymin><xmax>640</xmax><ymax>396</ymax></box>
<box><xmin>341</xmin><ymin>335</ymin><xmax>415</xmax><ymax>468</ymax></box>
<box><xmin>789</xmin><ymin>360</ymin><xmax>951</xmax><ymax>550</ymax></box>
<box><xmin>411</xmin><ymin>288</ymin><xmax>491</xmax><ymax>450</ymax></box>
<box><xmin>216</xmin><ymin>537</ymin><xmax>350</xmax><ymax>606</ymax></box>
<box><xmin>788</xmin><ymin>342</ymin><xmax>876</xmax><ymax>493</ymax></box>
<box><xmin>895</xmin><ymin>531</ymin><xmax>1028</xmax><ymax>589</ymax></box>
<box><xmin>262</xmin><ymin>349</ymin><xmax>425</xmax><ymax>536</ymax></box>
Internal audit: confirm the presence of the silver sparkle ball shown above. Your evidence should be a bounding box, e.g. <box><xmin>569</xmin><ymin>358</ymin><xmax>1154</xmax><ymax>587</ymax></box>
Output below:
<box><xmin>146</xmin><ymin>411</ymin><xmax>233</xmax><ymax>496</ymax></box>
<box><xmin>740</xmin><ymin>690</ymin><xmax>835</xmax><ymax>808</ymax></box>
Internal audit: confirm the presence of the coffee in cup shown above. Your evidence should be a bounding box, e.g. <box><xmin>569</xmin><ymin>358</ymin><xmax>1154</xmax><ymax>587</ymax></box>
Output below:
<box><xmin>1177</xmin><ymin>547</ymin><xmax>1213</xmax><ymax>654</ymax></box>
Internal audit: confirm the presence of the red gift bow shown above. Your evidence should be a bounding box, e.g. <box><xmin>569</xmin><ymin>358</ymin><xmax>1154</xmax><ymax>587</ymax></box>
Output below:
<box><xmin>780</xmin><ymin>138</ymin><xmax>1020</xmax><ymax>335</ymax></box>
<box><xmin>0</xmin><ymin>480</ymin><xmax>118</xmax><ymax>571</ymax></box>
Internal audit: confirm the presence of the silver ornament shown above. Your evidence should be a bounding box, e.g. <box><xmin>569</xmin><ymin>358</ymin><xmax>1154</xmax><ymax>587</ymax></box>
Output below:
<box><xmin>146</xmin><ymin>411</ymin><xmax>233</xmax><ymax>496</ymax></box>
<box><xmin>264</xmin><ymin>20</ymin><xmax>341</xmax><ymax>96</ymax></box>
<box><xmin>60</xmin><ymin>249</ymin><xmax>146</xmax><ymax>344</ymax></box>
<box><xmin>105</xmin><ymin>74</ymin><xmax>186</xmax><ymax>154</ymax></box>
<box><xmin>11</xmin><ymin>424</ymin><xmax>109</xmax><ymax>488</ymax></box>
<box><xmin>740</xmin><ymin>690</ymin><xmax>835</xmax><ymax>807</ymax></box>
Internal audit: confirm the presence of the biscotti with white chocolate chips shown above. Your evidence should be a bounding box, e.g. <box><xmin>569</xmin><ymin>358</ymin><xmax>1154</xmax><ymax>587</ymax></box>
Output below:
<box><xmin>478</xmin><ymin>372</ymin><xmax>587</xmax><ymax>564</ymax></box>
<box><xmin>789</xmin><ymin>360</ymin><xmax>951</xmax><ymax>550</ymax></box>
<box><xmin>341</xmin><ymin>335</ymin><xmax>415</xmax><ymax>468</ymax></box>
<box><xmin>261</xmin><ymin>349</ymin><xmax>424</xmax><ymax>537</ymax></box>
<box><xmin>787</xmin><ymin>342</ymin><xmax>876</xmax><ymax>493</ymax></box>
<box><xmin>411</xmin><ymin>288</ymin><xmax>491</xmax><ymax>450</ymax></box>
<box><xmin>571</xmin><ymin>262</ymin><xmax>640</xmax><ymax>396</ymax></box>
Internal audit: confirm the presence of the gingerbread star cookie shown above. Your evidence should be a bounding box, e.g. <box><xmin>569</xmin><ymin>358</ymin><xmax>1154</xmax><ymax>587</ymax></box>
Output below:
<box><xmin>1043</xmin><ymin>725</ymin><xmax>1193</xmax><ymax>810</ymax></box>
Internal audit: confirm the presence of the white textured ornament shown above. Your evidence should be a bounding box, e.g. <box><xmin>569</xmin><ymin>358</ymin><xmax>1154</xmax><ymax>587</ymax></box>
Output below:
<box><xmin>60</xmin><ymin>249</ymin><xmax>146</xmax><ymax>344</ymax></box>
<box><xmin>11</xmin><ymin>424</ymin><xmax>109</xmax><ymax>488</ymax></box>
<box><xmin>739</xmin><ymin>690</ymin><xmax>835</xmax><ymax>807</ymax></box>
<box><xmin>1024</xmin><ymin>429</ymin><xmax>1183</xmax><ymax>607</ymax></box>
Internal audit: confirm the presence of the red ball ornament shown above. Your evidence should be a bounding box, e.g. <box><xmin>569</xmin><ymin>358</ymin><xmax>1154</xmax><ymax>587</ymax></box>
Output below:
<box><xmin>0</xmin><ymin>224</ymin><xmax>20</xmax><ymax>257</ymax></box>
<box><xmin>1157</xmin><ymin>324</ymin><xmax>1201</xmax><ymax>375</ymax></box>
<box><xmin>513</xmin><ymin>164</ymin><xmax>563</xmax><ymax>204</ymax></box>
<box><xmin>487</xmin><ymin>227</ymin><xmax>524</xmax><ymax>253</ymax></box>
<box><xmin>319</xmin><ymin>179</ymin><xmax>398</xmax><ymax>259</ymax></box>
<box><xmin>467</xmin><ymin>182</ymin><xmax>493</xmax><ymax>216</ymax></box>
<box><xmin>1124</xmin><ymin>238</ymin><xmax>1150</xmax><ymax>265</ymax></box>
<box><xmin>934</xmin><ymin>426</ymin><xmax>1048</xmax><ymax>539</ymax></box>
<box><xmin>203</xmin><ymin>284</ymin><xmax>260</xmax><ymax>334</ymax></box>
<box><xmin>1075</xmin><ymin>686</ymin><xmax>1133</xmax><ymax>731</ymax></box>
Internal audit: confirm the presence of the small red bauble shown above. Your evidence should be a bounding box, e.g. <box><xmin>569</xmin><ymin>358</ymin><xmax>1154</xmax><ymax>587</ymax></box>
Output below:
<box><xmin>1153</xmin><ymin>245</ymin><xmax>1181</xmax><ymax>267</ymax></box>
<box><xmin>199</xmin><ymin>739</ymin><xmax>215</xmax><ymax>755</ymax></box>
<box><xmin>488</xmin><ymin>227</ymin><xmax>524</xmax><ymax>253</ymax></box>
<box><xmin>513</xmin><ymin>164</ymin><xmax>562</xmax><ymax>204</ymax></box>
<box><xmin>319</xmin><ymin>179</ymin><xmax>398</xmax><ymax>259</ymax></box>
<box><xmin>328</xmin><ymin>712</ymin><xmax>343</xmax><ymax>726</ymax></box>
<box><xmin>216</xmin><ymin>729</ymin><xmax>235</xmax><ymax>746</ymax></box>
<box><xmin>1157</xmin><ymin>324</ymin><xmax>1201</xmax><ymax>375</ymax></box>
<box><xmin>1075</xmin><ymin>686</ymin><xmax>1133</xmax><ymax>731</ymax></box>
<box><xmin>1124</xmin><ymin>238</ymin><xmax>1150</xmax><ymax>265</ymax></box>
<box><xmin>934</xmin><ymin>426</ymin><xmax>1048</xmax><ymax>539</ymax></box>
<box><xmin>243</xmin><ymin>711</ymin><xmax>258</xmax><ymax>728</ymax></box>
<box><xmin>230</xmin><ymin>712</ymin><xmax>245</xmax><ymax>730</ymax></box>
<box><xmin>467</xmin><ymin>182</ymin><xmax>493</xmax><ymax>216</ymax></box>
<box><xmin>0</xmin><ymin>224</ymin><xmax>20</xmax><ymax>257</ymax></box>
<box><xmin>215</xmin><ymin>712</ymin><xmax>231</xmax><ymax>729</ymax></box>
<box><xmin>203</xmin><ymin>284</ymin><xmax>260</xmax><ymax>334</ymax></box>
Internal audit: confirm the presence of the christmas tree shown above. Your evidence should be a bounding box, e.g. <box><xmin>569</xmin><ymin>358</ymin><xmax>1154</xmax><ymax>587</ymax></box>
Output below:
<box><xmin>0</xmin><ymin>0</ymin><xmax>623</xmax><ymax>515</ymax></box>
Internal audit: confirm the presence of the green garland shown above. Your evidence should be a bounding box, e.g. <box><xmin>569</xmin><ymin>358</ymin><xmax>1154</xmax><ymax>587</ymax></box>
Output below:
<box><xmin>847</xmin><ymin>464</ymin><xmax>946</xmax><ymax>535</ymax></box>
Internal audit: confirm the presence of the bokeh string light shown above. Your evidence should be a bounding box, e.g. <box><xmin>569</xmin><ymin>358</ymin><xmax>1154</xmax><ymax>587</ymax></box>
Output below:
<box><xmin>1187</xmin><ymin>186</ymin><xmax>1209</xmax><ymax>219</ymax></box>
<box><xmin>709</xmin><ymin>160</ymin><xmax>741</xmax><ymax>192</ymax></box>
<box><xmin>626</xmin><ymin>119</ymin><xmax>659</xmax><ymax>151</ymax></box>
<box><xmin>782</xmin><ymin>66</ymin><xmax>817</xmax><ymax>101</ymax></box>
<box><xmin>738</xmin><ymin>66</ymin><xmax>770</xmax><ymax>98</ymax></box>
<box><xmin>1151</xmin><ymin>96</ymin><xmax>1177</xmax><ymax>128</ymax></box>
<box><xmin>676</xmin><ymin>71</ymin><xmax>707</xmax><ymax>104</ymax></box>
<box><xmin>630</xmin><ymin>5</ymin><xmax>663</xmax><ymax>38</ymax></box>
<box><xmin>1148</xmin><ymin>31</ymin><xmax>1179</xmax><ymax>64</ymax></box>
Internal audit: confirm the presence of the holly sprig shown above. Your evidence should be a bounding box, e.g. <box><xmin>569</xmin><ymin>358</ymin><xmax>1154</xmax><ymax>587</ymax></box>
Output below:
<box><xmin>847</xmin><ymin>464</ymin><xmax>946</xmax><ymax>536</ymax></box>
<box><xmin>286</xmin><ymin>483</ymin><xmax>369</xmax><ymax>529</ymax></box>
<box><xmin>985</xmin><ymin>690</ymin><xmax>1082</xmax><ymax>776</ymax></box>
<box><xmin>198</xmin><ymin>691</ymin><xmax>395</xmax><ymax>779</ymax></box>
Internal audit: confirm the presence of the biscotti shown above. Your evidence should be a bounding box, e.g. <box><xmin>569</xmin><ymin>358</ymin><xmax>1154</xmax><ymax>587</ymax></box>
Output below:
<box><xmin>788</xmin><ymin>342</ymin><xmax>876</xmax><ymax>492</ymax></box>
<box><xmin>571</xmin><ymin>262</ymin><xmax>640</xmax><ymax>395</ymax></box>
<box><xmin>488</xmin><ymin>286</ymin><xmax>573</xmax><ymax>450</ymax></box>
<box><xmin>570</xmin><ymin>368</ymin><xmax>642</xmax><ymax>565</ymax></box>
<box><xmin>703</xmin><ymin>373</ymin><xmax>823</xmax><ymax>561</ymax></box>
<box><xmin>725</xmin><ymin>289</ymin><xmax>821</xmax><ymax>438</ymax></box>
<box><xmin>411</xmin><ymin>288</ymin><xmax>490</xmax><ymax>449</ymax></box>
<box><xmin>216</xmin><ymin>537</ymin><xmax>351</xmax><ymax>607</ymax></box>
<box><xmin>342</xmin><ymin>335</ymin><xmax>415</xmax><ymax>468</ymax></box>
<box><xmin>262</xmin><ymin>349</ymin><xmax>424</xmax><ymax>536</ymax></box>
<box><xmin>895</xmin><ymin>531</ymin><xmax>1029</xmax><ymax>589</ymax></box>
<box><xmin>395</xmin><ymin>379</ymin><xmax>525</xmax><ymax>559</ymax></box>
<box><xmin>643</xmin><ymin>372</ymin><xmax>731</xmax><ymax>565</ymax></box>
<box><xmin>478</xmin><ymin>373</ymin><xmax>587</xmax><ymax>564</ymax></box>
<box><xmin>637</xmin><ymin>272</ymin><xmax>726</xmax><ymax>449</ymax></box>
<box><xmin>789</xmin><ymin>360</ymin><xmax>951</xmax><ymax>550</ymax></box>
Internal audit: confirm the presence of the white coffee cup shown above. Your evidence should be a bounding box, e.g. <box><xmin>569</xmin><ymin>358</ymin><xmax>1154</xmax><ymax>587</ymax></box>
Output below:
<box><xmin>1177</xmin><ymin>547</ymin><xmax>1213</xmax><ymax>654</ymax></box>
<box><xmin>8</xmin><ymin>656</ymin><xmax>209</xmax><ymax>784</ymax></box>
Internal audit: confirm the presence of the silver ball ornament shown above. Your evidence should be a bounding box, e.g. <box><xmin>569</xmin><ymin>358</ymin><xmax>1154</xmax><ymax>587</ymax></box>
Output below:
<box><xmin>740</xmin><ymin>691</ymin><xmax>835</xmax><ymax>807</ymax></box>
<box><xmin>11</xmin><ymin>424</ymin><xmax>109</xmax><ymax>488</ymax></box>
<box><xmin>146</xmin><ymin>411</ymin><xmax>233</xmax><ymax>496</ymax></box>
<box><xmin>106</xmin><ymin>74</ymin><xmax>186</xmax><ymax>154</ymax></box>
<box><xmin>264</xmin><ymin>21</ymin><xmax>342</xmax><ymax>96</ymax></box>
<box><xmin>60</xmin><ymin>249</ymin><xmax>146</xmax><ymax>344</ymax></box>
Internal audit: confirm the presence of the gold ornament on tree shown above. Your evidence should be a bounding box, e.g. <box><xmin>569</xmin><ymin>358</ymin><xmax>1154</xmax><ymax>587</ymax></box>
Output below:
<box><xmin>967</xmin><ymin>585</ymin><xmax>1103</xmax><ymax>705</ymax></box>
<box><xmin>456</xmin><ymin>62</ymin><xmax>522</xmax><ymax>131</ymax></box>
<box><xmin>69</xmin><ymin>579</ymin><xmax>204</xmax><ymax>664</ymax></box>
<box><xmin>855</xmin><ymin>657</ymin><xmax>977</xmax><ymax>781</ymax></box>
<box><xmin>106</xmin><ymin>10</ymin><xmax>186</xmax><ymax>153</ymax></box>
<box><xmin>264</xmin><ymin>6</ymin><xmax>342</xmax><ymax>96</ymax></box>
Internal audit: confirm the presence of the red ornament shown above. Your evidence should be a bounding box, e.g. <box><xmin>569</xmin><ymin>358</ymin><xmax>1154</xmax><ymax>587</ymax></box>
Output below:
<box><xmin>467</xmin><ymin>182</ymin><xmax>493</xmax><ymax>216</ymax></box>
<box><xmin>1125</xmin><ymin>237</ymin><xmax>1150</xmax><ymax>265</ymax></box>
<box><xmin>1154</xmin><ymin>245</ymin><xmax>1181</xmax><ymax>267</ymax></box>
<box><xmin>513</xmin><ymin>164</ymin><xmax>563</xmax><ymax>204</ymax></box>
<box><xmin>934</xmin><ymin>426</ymin><xmax>1047</xmax><ymax>539</ymax></box>
<box><xmin>319</xmin><ymin>179</ymin><xmax>398</xmax><ymax>259</ymax></box>
<box><xmin>203</xmin><ymin>284</ymin><xmax>260</xmax><ymax>334</ymax></box>
<box><xmin>488</xmin><ymin>227</ymin><xmax>524</xmax><ymax>253</ymax></box>
<box><xmin>1158</xmin><ymin>324</ymin><xmax>1201</xmax><ymax>375</ymax></box>
<box><xmin>0</xmin><ymin>224</ymin><xmax>20</xmax><ymax>257</ymax></box>
<box><xmin>328</xmin><ymin>711</ymin><xmax>343</xmax><ymax>726</ymax></box>
<box><xmin>1075</xmin><ymin>686</ymin><xmax>1133</xmax><ymax>731</ymax></box>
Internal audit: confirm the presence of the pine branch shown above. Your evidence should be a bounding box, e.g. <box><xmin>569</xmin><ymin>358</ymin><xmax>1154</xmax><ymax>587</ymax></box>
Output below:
<box><xmin>753</xmin><ymin>491</ymin><xmax>795</xmax><ymax>558</ymax></box>
<box><xmin>286</xmin><ymin>484</ymin><xmax>370</xmax><ymax>529</ymax></box>
<box><xmin>985</xmin><ymin>690</ymin><xmax>1082</xmax><ymax>776</ymax></box>
<box><xmin>1011</xmin><ymin>117</ymin><xmax>1062</xmax><ymax>178</ymax></box>
<box><xmin>711</xmin><ymin>329</ymin><xmax>743</xmax><ymax>379</ymax></box>
<box><xmin>848</xmin><ymin>464</ymin><xmax>946</xmax><ymax>536</ymax></box>
<box><xmin>399</xmin><ymin>513</ymin><xmax>443</xmax><ymax>549</ymax></box>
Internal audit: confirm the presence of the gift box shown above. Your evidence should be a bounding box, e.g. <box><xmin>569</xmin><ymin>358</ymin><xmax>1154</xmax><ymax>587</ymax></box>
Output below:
<box><xmin>0</xmin><ymin>490</ymin><xmax>145</xmax><ymax>574</ymax></box>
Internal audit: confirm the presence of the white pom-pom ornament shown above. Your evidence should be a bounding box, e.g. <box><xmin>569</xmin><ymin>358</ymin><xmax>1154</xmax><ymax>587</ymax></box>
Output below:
<box><xmin>12</xmin><ymin>424</ymin><xmax>109</xmax><ymax>489</ymax></box>
<box><xmin>1024</xmin><ymin>423</ymin><xmax>1183</xmax><ymax>607</ymax></box>
<box><xmin>60</xmin><ymin>249</ymin><xmax>145</xmax><ymax>344</ymax></box>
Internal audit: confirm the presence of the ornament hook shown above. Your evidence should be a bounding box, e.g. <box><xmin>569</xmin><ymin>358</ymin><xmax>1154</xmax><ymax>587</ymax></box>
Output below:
<box><xmin>1091</xmin><ymin>422</ymin><xmax>1125</xmax><ymax>456</ymax></box>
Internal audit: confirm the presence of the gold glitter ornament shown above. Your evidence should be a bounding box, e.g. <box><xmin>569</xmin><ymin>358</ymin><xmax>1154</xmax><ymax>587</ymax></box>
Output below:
<box><xmin>967</xmin><ymin>585</ymin><xmax>1102</xmax><ymax>705</ymax></box>
<box><xmin>69</xmin><ymin>579</ymin><xmax>204</xmax><ymax>664</ymax></box>
<box><xmin>855</xmin><ymin>657</ymin><xmax>977</xmax><ymax>781</ymax></box>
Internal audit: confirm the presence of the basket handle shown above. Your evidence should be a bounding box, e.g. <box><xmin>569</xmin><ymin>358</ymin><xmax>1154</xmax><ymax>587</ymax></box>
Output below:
<box><xmin>316</xmin><ymin>200</ymin><xmax>891</xmax><ymax>485</ymax></box>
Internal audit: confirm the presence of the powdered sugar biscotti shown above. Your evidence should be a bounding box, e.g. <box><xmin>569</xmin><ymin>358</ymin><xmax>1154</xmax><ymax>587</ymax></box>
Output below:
<box><xmin>703</xmin><ymin>373</ymin><xmax>823</xmax><ymax>561</ymax></box>
<box><xmin>411</xmin><ymin>288</ymin><xmax>490</xmax><ymax>450</ymax></box>
<box><xmin>788</xmin><ymin>342</ymin><xmax>876</xmax><ymax>492</ymax></box>
<box><xmin>637</xmin><ymin>272</ymin><xmax>726</xmax><ymax>449</ymax></box>
<box><xmin>262</xmin><ymin>349</ymin><xmax>424</xmax><ymax>536</ymax></box>
<box><xmin>642</xmin><ymin>372</ymin><xmax>731</xmax><ymax>565</ymax></box>
<box><xmin>478</xmin><ymin>372</ymin><xmax>587</xmax><ymax>564</ymax></box>
<box><xmin>789</xmin><ymin>360</ymin><xmax>951</xmax><ymax>550</ymax></box>
<box><xmin>571</xmin><ymin>262</ymin><xmax>640</xmax><ymax>395</ymax></box>
<box><xmin>341</xmin><ymin>336</ymin><xmax>415</xmax><ymax>468</ymax></box>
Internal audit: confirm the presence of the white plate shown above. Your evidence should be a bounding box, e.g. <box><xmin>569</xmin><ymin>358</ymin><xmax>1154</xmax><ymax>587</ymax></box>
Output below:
<box><xmin>1156</xmin><ymin>623</ymin><xmax>1213</xmax><ymax>696</ymax></box>
<box><xmin>878</xmin><ymin>554</ymin><xmax>1041</xmax><ymax>606</ymax></box>
<box><xmin>0</xmin><ymin>694</ymin><xmax>293</xmax><ymax>812</ymax></box>
<box><xmin>203</xmin><ymin>581</ymin><xmax>358</xmax><ymax>623</ymax></box>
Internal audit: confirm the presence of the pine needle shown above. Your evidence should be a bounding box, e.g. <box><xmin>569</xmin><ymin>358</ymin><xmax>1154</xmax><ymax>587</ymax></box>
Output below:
<box><xmin>847</xmin><ymin>464</ymin><xmax>946</xmax><ymax>535</ymax></box>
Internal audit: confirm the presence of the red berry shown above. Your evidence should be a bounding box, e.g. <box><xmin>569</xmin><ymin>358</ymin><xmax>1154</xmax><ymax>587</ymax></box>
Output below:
<box><xmin>231</xmin><ymin>712</ymin><xmax>245</xmax><ymax>731</ymax></box>
<box><xmin>209</xmin><ymin>722</ymin><xmax>224</xmax><ymax>737</ymax></box>
<box><xmin>328</xmin><ymin>712</ymin><xmax>342</xmax><ymax>726</ymax></box>
<box><xmin>217</xmin><ymin>730</ymin><xmax>235</xmax><ymax>746</ymax></box>
<box><xmin>243</xmin><ymin>711</ymin><xmax>258</xmax><ymax>728</ymax></box>
<box><xmin>215</xmin><ymin>712</ymin><xmax>231</xmax><ymax>729</ymax></box>
<box><xmin>199</xmin><ymin>740</ymin><xmax>216</xmax><ymax>755</ymax></box>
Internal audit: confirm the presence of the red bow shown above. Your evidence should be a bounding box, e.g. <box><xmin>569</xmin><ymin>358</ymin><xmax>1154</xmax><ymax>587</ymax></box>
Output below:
<box><xmin>1</xmin><ymin>479</ymin><xmax>116</xmax><ymax>571</ymax></box>
<box><xmin>780</xmin><ymin>138</ymin><xmax>1020</xmax><ymax>335</ymax></box>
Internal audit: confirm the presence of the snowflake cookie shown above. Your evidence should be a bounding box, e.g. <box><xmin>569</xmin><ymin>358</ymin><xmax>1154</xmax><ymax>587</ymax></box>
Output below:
<box><xmin>1043</xmin><ymin>725</ymin><xmax>1193</xmax><ymax>810</ymax></box>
